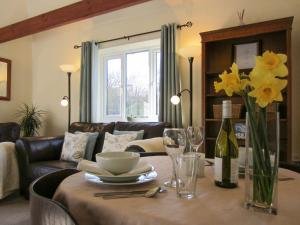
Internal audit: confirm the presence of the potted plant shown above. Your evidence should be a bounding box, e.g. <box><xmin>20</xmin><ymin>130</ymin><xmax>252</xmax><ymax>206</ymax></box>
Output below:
<box><xmin>16</xmin><ymin>103</ymin><xmax>46</xmax><ymax>137</ymax></box>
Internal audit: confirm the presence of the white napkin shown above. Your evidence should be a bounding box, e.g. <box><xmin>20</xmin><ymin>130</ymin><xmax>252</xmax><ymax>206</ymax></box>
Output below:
<box><xmin>77</xmin><ymin>160</ymin><xmax>153</xmax><ymax>177</ymax></box>
<box><xmin>77</xmin><ymin>160</ymin><xmax>114</xmax><ymax>176</ymax></box>
<box><xmin>119</xmin><ymin>161</ymin><xmax>153</xmax><ymax>176</ymax></box>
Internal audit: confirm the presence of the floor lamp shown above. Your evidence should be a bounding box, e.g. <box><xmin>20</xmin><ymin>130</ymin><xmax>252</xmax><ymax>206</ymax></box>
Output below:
<box><xmin>59</xmin><ymin>64</ymin><xmax>79</xmax><ymax>131</ymax></box>
<box><xmin>171</xmin><ymin>45</ymin><xmax>201</xmax><ymax>126</ymax></box>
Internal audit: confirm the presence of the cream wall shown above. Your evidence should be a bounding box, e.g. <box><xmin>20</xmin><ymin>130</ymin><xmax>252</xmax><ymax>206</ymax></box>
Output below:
<box><xmin>26</xmin><ymin>0</ymin><xmax>80</xmax><ymax>16</ymax></box>
<box><xmin>0</xmin><ymin>37</ymin><xmax>33</xmax><ymax>122</ymax></box>
<box><xmin>0</xmin><ymin>0</ymin><xmax>28</xmax><ymax>27</ymax></box>
<box><xmin>0</xmin><ymin>0</ymin><xmax>32</xmax><ymax>123</ymax></box>
<box><xmin>0</xmin><ymin>0</ymin><xmax>299</xmax><ymax>160</ymax></box>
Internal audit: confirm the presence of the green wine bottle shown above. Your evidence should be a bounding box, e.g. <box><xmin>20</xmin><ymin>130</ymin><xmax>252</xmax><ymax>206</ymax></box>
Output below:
<box><xmin>214</xmin><ymin>100</ymin><xmax>239</xmax><ymax>188</ymax></box>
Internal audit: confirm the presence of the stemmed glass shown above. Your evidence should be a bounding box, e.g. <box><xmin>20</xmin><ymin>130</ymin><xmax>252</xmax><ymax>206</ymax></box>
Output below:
<box><xmin>187</xmin><ymin>126</ymin><xmax>205</xmax><ymax>155</ymax></box>
<box><xmin>163</xmin><ymin>128</ymin><xmax>186</xmax><ymax>188</ymax></box>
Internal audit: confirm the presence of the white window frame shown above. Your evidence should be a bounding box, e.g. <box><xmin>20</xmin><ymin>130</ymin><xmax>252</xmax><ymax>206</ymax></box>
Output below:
<box><xmin>97</xmin><ymin>39</ymin><xmax>160</xmax><ymax>122</ymax></box>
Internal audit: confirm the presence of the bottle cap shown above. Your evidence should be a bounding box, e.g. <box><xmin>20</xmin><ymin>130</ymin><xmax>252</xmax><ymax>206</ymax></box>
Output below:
<box><xmin>222</xmin><ymin>100</ymin><xmax>232</xmax><ymax>118</ymax></box>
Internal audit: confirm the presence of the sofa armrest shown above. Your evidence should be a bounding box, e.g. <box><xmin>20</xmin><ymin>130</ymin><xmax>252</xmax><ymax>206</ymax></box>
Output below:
<box><xmin>16</xmin><ymin>136</ymin><xmax>64</xmax><ymax>163</ymax></box>
<box><xmin>125</xmin><ymin>146</ymin><xmax>167</xmax><ymax>157</ymax></box>
<box><xmin>125</xmin><ymin>137</ymin><xmax>167</xmax><ymax>157</ymax></box>
<box><xmin>126</xmin><ymin>137</ymin><xmax>165</xmax><ymax>152</ymax></box>
<box><xmin>15</xmin><ymin>136</ymin><xmax>64</xmax><ymax>197</ymax></box>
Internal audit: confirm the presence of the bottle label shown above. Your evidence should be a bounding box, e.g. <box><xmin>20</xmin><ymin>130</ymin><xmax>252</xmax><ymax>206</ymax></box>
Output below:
<box><xmin>230</xmin><ymin>159</ymin><xmax>238</xmax><ymax>183</ymax></box>
<box><xmin>214</xmin><ymin>157</ymin><xmax>223</xmax><ymax>182</ymax></box>
<box><xmin>214</xmin><ymin>157</ymin><xmax>238</xmax><ymax>183</ymax></box>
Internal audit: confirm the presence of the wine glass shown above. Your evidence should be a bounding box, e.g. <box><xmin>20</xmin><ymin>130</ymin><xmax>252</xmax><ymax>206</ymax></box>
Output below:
<box><xmin>187</xmin><ymin>126</ymin><xmax>205</xmax><ymax>155</ymax></box>
<box><xmin>163</xmin><ymin>128</ymin><xmax>186</xmax><ymax>188</ymax></box>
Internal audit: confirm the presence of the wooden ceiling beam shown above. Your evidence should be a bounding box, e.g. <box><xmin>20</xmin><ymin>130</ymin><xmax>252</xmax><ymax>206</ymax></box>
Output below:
<box><xmin>0</xmin><ymin>0</ymin><xmax>151</xmax><ymax>43</ymax></box>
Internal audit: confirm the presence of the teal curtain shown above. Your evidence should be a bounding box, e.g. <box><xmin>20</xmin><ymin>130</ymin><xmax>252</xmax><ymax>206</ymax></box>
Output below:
<box><xmin>159</xmin><ymin>24</ymin><xmax>182</xmax><ymax>128</ymax></box>
<box><xmin>80</xmin><ymin>41</ymin><xmax>98</xmax><ymax>122</ymax></box>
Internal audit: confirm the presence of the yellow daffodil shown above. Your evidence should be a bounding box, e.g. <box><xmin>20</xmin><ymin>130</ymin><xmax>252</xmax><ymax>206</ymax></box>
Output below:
<box><xmin>249</xmin><ymin>70</ymin><xmax>274</xmax><ymax>88</ymax></box>
<box><xmin>248</xmin><ymin>77</ymin><xmax>287</xmax><ymax>108</ymax></box>
<box><xmin>241</xmin><ymin>78</ymin><xmax>250</xmax><ymax>90</ymax></box>
<box><xmin>214</xmin><ymin>50</ymin><xmax>288</xmax><ymax>108</ymax></box>
<box><xmin>254</xmin><ymin>51</ymin><xmax>288</xmax><ymax>77</ymax></box>
<box><xmin>214</xmin><ymin>63</ymin><xmax>243</xmax><ymax>96</ymax></box>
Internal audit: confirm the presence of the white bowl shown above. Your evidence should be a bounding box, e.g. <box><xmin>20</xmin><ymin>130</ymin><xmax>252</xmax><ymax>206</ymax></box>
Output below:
<box><xmin>96</xmin><ymin>152</ymin><xmax>140</xmax><ymax>175</ymax></box>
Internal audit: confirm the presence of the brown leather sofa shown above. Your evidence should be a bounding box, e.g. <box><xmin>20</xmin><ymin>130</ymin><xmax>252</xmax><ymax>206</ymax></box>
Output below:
<box><xmin>15</xmin><ymin>121</ymin><xmax>169</xmax><ymax>198</ymax></box>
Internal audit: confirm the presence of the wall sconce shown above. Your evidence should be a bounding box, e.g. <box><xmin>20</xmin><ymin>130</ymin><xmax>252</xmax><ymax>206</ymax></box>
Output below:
<box><xmin>59</xmin><ymin>64</ymin><xmax>79</xmax><ymax>131</ymax></box>
<box><xmin>61</xmin><ymin>96</ymin><xmax>69</xmax><ymax>107</ymax></box>
<box><xmin>171</xmin><ymin>89</ymin><xmax>191</xmax><ymax>125</ymax></box>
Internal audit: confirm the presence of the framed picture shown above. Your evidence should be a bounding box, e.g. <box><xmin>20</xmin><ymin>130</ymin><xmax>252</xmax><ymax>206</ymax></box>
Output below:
<box><xmin>234</xmin><ymin>123</ymin><xmax>246</xmax><ymax>140</ymax></box>
<box><xmin>233</xmin><ymin>41</ymin><xmax>260</xmax><ymax>69</ymax></box>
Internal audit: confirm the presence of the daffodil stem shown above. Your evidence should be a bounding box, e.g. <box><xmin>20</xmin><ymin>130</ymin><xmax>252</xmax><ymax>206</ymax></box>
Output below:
<box><xmin>243</xmin><ymin>95</ymin><xmax>275</xmax><ymax>205</ymax></box>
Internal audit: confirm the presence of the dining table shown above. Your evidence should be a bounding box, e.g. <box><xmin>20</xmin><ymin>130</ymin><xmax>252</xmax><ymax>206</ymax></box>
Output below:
<box><xmin>53</xmin><ymin>156</ymin><xmax>300</xmax><ymax>225</ymax></box>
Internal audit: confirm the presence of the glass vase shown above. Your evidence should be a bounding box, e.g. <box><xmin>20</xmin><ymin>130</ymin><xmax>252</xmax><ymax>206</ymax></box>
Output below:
<box><xmin>244</xmin><ymin>111</ymin><xmax>280</xmax><ymax>215</ymax></box>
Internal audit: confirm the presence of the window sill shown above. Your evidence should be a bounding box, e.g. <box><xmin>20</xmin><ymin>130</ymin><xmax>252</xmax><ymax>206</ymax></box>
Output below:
<box><xmin>127</xmin><ymin>117</ymin><xmax>159</xmax><ymax>122</ymax></box>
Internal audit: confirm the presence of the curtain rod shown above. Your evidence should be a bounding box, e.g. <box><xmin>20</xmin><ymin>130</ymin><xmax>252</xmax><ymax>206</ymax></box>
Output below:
<box><xmin>73</xmin><ymin>21</ymin><xmax>192</xmax><ymax>49</ymax></box>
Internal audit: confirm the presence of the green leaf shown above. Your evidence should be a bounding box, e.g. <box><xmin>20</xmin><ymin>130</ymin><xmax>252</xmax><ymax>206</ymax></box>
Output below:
<box><xmin>15</xmin><ymin>103</ymin><xmax>46</xmax><ymax>137</ymax></box>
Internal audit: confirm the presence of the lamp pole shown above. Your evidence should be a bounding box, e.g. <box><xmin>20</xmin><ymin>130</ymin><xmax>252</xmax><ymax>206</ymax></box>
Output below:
<box><xmin>60</xmin><ymin>64</ymin><xmax>78</xmax><ymax>131</ymax></box>
<box><xmin>172</xmin><ymin>45</ymin><xmax>200</xmax><ymax>127</ymax></box>
<box><xmin>178</xmin><ymin>45</ymin><xmax>200</xmax><ymax>127</ymax></box>
<box><xmin>188</xmin><ymin>57</ymin><xmax>193</xmax><ymax>127</ymax></box>
<box><xmin>67</xmin><ymin>72</ymin><xmax>71</xmax><ymax>131</ymax></box>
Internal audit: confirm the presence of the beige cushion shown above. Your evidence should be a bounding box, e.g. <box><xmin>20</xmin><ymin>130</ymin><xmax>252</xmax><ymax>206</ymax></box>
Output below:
<box><xmin>60</xmin><ymin>132</ymin><xmax>89</xmax><ymax>162</ymax></box>
<box><xmin>127</xmin><ymin>137</ymin><xmax>164</xmax><ymax>153</ymax></box>
<box><xmin>102</xmin><ymin>132</ymin><xmax>138</xmax><ymax>153</ymax></box>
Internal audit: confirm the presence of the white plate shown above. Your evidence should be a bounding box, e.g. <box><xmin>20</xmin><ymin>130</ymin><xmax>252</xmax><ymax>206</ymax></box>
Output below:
<box><xmin>85</xmin><ymin>171</ymin><xmax>157</xmax><ymax>186</ymax></box>
<box><xmin>98</xmin><ymin>174</ymin><xmax>142</xmax><ymax>183</ymax></box>
<box><xmin>95</xmin><ymin>166</ymin><xmax>154</xmax><ymax>183</ymax></box>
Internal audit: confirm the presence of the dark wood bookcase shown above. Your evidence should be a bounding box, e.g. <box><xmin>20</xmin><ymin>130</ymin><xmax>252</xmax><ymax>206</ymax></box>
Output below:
<box><xmin>200</xmin><ymin>17</ymin><xmax>293</xmax><ymax>162</ymax></box>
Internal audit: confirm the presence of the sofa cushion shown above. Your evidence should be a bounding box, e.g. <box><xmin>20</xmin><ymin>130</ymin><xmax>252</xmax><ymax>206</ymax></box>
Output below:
<box><xmin>29</xmin><ymin>160</ymin><xmax>77</xmax><ymax>181</ymax></box>
<box><xmin>75</xmin><ymin>132</ymin><xmax>99</xmax><ymax>161</ymax></box>
<box><xmin>60</xmin><ymin>132</ymin><xmax>89</xmax><ymax>162</ymax></box>
<box><xmin>69</xmin><ymin>122</ymin><xmax>115</xmax><ymax>160</ymax></box>
<box><xmin>113</xmin><ymin>130</ymin><xmax>144</xmax><ymax>140</ymax></box>
<box><xmin>126</xmin><ymin>137</ymin><xmax>164</xmax><ymax>153</ymax></box>
<box><xmin>114</xmin><ymin>122</ymin><xmax>170</xmax><ymax>139</ymax></box>
<box><xmin>102</xmin><ymin>132</ymin><xmax>138</xmax><ymax>153</ymax></box>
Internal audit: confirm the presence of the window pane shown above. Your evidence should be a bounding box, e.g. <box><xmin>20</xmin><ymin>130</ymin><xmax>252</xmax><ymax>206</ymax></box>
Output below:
<box><xmin>106</xmin><ymin>58</ymin><xmax>121</xmax><ymax>116</ymax></box>
<box><xmin>126</xmin><ymin>51</ymin><xmax>149</xmax><ymax>118</ymax></box>
<box><xmin>156</xmin><ymin>52</ymin><xmax>160</xmax><ymax>115</ymax></box>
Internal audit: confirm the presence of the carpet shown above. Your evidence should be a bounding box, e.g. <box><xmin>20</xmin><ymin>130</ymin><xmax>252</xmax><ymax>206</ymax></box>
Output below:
<box><xmin>0</xmin><ymin>193</ymin><xmax>30</xmax><ymax>225</ymax></box>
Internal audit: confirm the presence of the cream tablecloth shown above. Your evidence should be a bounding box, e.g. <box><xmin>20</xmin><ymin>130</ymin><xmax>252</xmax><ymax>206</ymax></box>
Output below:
<box><xmin>53</xmin><ymin>156</ymin><xmax>300</xmax><ymax>225</ymax></box>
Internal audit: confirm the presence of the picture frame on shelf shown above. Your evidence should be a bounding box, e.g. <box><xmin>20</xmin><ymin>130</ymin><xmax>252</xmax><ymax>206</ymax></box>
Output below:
<box><xmin>233</xmin><ymin>41</ymin><xmax>260</xmax><ymax>69</ymax></box>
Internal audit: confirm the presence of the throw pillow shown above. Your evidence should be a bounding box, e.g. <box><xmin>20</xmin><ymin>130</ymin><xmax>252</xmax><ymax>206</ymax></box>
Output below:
<box><xmin>75</xmin><ymin>131</ymin><xmax>99</xmax><ymax>161</ymax></box>
<box><xmin>126</xmin><ymin>137</ymin><xmax>164</xmax><ymax>152</ymax></box>
<box><xmin>113</xmin><ymin>130</ymin><xmax>144</xmax><ymax>140</ymax></box>
<box><xmin>60</xmin><ymin>132</ymin><xmax>89</xmax><ymax>162</ymax></box>
<box><xmin>102</xmin><ymin>132</ymin><xmax>138</xmax><ymax>153</ymax></box>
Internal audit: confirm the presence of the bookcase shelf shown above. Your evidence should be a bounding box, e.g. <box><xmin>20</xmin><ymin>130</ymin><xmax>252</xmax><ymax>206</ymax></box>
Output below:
<box><xmin>200</xmin><ymin>17</ymin><xmax>293</xmax><ymax>161</ymax></box>
<box><xmin>205</xmin><ymin>118</ymin><xmax>288</xmax><ymax>122</ymax></box>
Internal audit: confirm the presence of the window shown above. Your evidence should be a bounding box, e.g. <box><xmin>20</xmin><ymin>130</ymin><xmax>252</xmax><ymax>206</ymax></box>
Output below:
<box><xmin>97</xmin><ymin>39</ymin><xmax>160</xmax><ymax>122</ymax></box>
